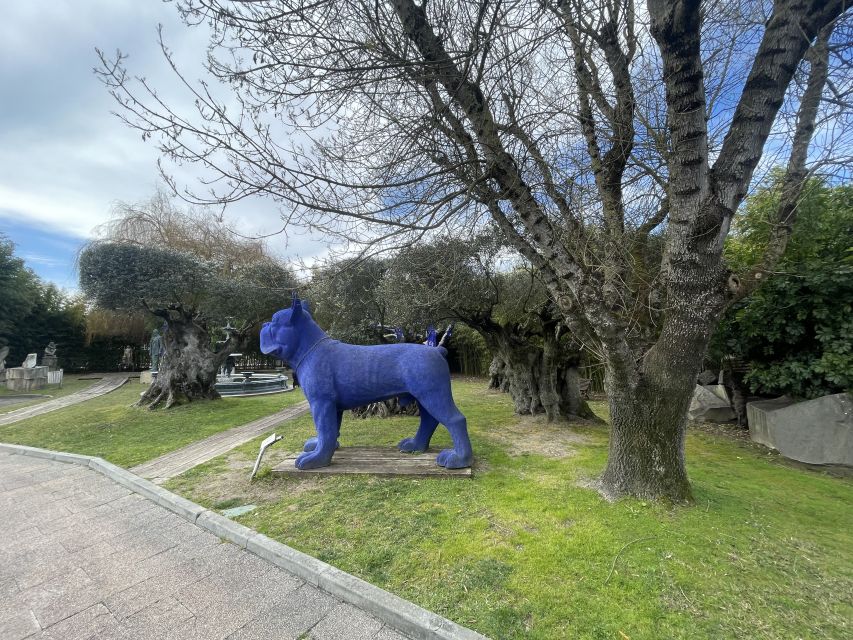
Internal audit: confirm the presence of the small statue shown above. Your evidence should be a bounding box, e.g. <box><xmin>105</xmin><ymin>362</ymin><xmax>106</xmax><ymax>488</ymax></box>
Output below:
<box><xmin>425</xmin><ymin>325</ymin><xmax>438</xmax><ymax>347</ymax></box>
<box><xmin>149</xmin><ymin>329</ymin><xmax>163</xmax><ymax>372</ymax></box>
<box><xmin>22</xmin><ymin>353</ymin><xmax>38</xmax><ymax>368</ymax></box>
<box><xmin>44</xmin><ymin>341</ymin><xmax>57</xmax><ymax>356</ymax></box>
<box><xmin>121</xmin><ymin>345</ymin><xmax>134</xmax><ymax>370</ymax></box>
<box><xmin>0</xmin><ymin>345</ymin><xmax>9</xmax><ymax>372</ymax></box>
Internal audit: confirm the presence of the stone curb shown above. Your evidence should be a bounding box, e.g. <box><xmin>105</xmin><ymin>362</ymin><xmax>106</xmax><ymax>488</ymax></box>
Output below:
<box><xmin>0</xmin><ymin>443</ymin><xmax>490</xmax><ymax>640</ymax></box>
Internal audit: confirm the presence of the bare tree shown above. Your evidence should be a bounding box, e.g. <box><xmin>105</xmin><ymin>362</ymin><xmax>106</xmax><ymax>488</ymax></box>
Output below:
<box><xmin>98</xmin><ymin>189</ymin><xmax>271</xmax><ymax>274</ymax></box>
<box><xmin>97</xmin><ymin>1</ymin><xmax>850</xmax><ymax>499</ymax></box>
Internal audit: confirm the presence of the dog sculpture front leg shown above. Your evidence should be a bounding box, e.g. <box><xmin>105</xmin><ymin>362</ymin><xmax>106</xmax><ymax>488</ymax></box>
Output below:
<box><xmin>303</xmin><ymin>410</ymin><xmax>342</xmax><ymax>452</ymax></box>
<box><xmin>295</xmin><ymin>402</ymin><xmax>338</xmax><ymax>469</ymax></box>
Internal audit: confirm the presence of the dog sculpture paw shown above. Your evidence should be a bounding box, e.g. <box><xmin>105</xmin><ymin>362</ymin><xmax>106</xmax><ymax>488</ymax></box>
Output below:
<box><xmin>436</xmin><ymin>448</ymin><xmax>472</xmax><ymax>469</ymax></box>
<box><xmin>295</xmin><ymin>449</ymin><xmax>334</xmax><ymax>470</ymax></box>
<box><xmin>303</xmin><ymin>437</ymin><xmax>340</xmax><ymax>452</ymax></box>
<box><xmin>397</xmin><ymin>437</ymin><xmax>428</xmax><ymax>453</ymax></box>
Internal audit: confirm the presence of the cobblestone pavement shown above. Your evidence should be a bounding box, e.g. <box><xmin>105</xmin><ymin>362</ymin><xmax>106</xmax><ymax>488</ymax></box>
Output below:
<box><xmin>0</xmin><ymin>375</ymin><xmax>128</xmax><ymax>427</ymax></box>
<box><xmin>0</xmin><ymin>452</ymin><xmax>409</xmax><ymax>640</ymax></box>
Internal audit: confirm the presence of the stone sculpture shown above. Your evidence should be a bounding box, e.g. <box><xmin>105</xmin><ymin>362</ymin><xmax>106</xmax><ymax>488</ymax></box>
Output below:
<box><xmin>688</xmin><ymin>384</ymin><xmax>736</xmax><ymax>423</ymax></box>
<box><xmin>260</xmin><ymin>296</ymin><xmax>473</xmax><ymax>470</ymax></box>
<box><xmin>22</xmin><ymin>353</ymin><xmax>37</xmax><ymax>368</ymax></box>
<box><xmin>149</xmin><ymin>329</ymin><xmax>163</xmax><ymax>372</ymax></box>
<box><xmin>747</xmin><ymin>393</ymin><xmax>853</xmax><ymax>466</ymax></box>
<box><xmin>0</xmin><ymin>345</ymin><xmax>8</xmax><ymax>372</ymax></box>
<box><xmin>41</xmin><ymin>342</ymin><xmax>59</xmax><ymax>371</ymax></box>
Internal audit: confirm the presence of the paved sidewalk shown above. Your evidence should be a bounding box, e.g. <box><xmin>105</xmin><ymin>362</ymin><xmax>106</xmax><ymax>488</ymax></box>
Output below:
<box><xmin>131</xmin><ymin>400</ymin><xmax>310</xmax><ymax>483</ymax></box>
<box><xmin>0</xmin><ymin>375</ymin><xmax>128</xmax><ymax>427</ymax></box>
<box><xmin>0</xmin><ymin>452</ymin><xmax>408</xmax><ymax>640</ymax></box>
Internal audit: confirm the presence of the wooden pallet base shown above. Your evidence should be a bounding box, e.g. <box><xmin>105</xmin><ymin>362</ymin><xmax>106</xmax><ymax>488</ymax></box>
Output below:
<box><xmin>271</xmin><ymin>446</ymin><xmax>472</xmax><ymax>478</ymax></box>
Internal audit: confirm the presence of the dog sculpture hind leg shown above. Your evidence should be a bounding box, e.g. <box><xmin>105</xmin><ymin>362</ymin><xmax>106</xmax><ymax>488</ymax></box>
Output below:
<box><xmin>260</xmin><ymin>296</ymin><xmax>473</xmax><ymax>470</ymax></box>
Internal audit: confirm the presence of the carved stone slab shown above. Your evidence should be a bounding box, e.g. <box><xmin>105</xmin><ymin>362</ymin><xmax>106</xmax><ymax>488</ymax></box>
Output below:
<box><xmin>272</xmin><ymin>446</ymin><xmax>472</xmax><ymax>478</ymax></box>
<box><xmin>5</xmin><ymin>366</ymin><xmax>48</xmax><ymax>391</ymax></box>
<box><xmin>748</xmin><ymin>393</ymin><xmax>853</xmax><ymax>466</ymax></box>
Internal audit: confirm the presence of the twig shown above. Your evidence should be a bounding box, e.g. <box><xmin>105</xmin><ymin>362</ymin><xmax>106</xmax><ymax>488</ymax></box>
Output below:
<box><xmin>604</xmin><ymin>536</ymin><xmax>657</xmax><ymax>585</ymax></box>
<box><xmin>678</xmin><ymin>584</ymin><xmax>695</xmax><ymax>611</ymax></box>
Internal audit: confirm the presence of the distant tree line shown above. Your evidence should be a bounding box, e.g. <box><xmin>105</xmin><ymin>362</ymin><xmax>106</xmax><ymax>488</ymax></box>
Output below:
<box><xmin>0</xmin><ymin>235</ymin><xmax>86</xmax><ymax>368</ymax></box>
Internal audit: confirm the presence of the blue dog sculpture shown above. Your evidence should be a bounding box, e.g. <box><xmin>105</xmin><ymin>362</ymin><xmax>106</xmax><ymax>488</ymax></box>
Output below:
<box><xmin>260</xmin><ymin>297</ymin><xmax>473</xmax><ymax>470</ymax></box>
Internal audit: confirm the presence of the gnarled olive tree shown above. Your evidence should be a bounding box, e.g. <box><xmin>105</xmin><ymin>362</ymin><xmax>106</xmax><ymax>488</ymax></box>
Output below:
<box><xmin>382</xmin><ymin>233</ymin><xmax>596</xmax><ymax>420</ymax></box>
<box><xmin>79</xmin><ymin>242</ymin><xmax>294</xmax><ymax>408</ymax></box>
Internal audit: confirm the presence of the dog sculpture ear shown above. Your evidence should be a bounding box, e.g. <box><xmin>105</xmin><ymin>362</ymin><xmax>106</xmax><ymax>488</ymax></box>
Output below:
<box><xmin>290</xmin><ymin>294</ymin><xmax>303</xmax><ymax>321</ymax></box>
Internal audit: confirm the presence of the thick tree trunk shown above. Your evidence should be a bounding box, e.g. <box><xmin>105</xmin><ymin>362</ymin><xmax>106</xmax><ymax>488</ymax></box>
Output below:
<box><xmin>541</xmin><ymin>329</ymin><xmax>596</xmax><ymax>421</ymax></box>
<box><xmin>497</xmin><ymin>339</ymin><xmax>545</xmax><ymax>415</ymax></box>
<box><xmin>597</xmin><ymin>266</ymin><xmax>726</xmax><ymax>502</ymax></box>
<box><xmin>488</xmin><ymin>332</ymin><xmax>597</xmax><ymax>422</ymax></box>
<box><xmin>138</xmin><ymin>305</ymin><xmax>238</xmax><ymax>409</ymax></box>
<box><xmin>351</xmin><ymin>397</ymin><xmax>419</xmax><ymax>418</ymax></box>
<box><xmin>488</xmin><ymin>355</ymin><xmax>508</xmax><ymax>391</ymax></box>
<box><xmin>600</xmin><ymin>377</ymin><xmax>694</xmax><ymax>502</ymax></box>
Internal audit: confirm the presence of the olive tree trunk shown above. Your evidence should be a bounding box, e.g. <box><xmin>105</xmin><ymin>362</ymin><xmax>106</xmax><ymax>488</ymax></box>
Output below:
<box><xmin>487</xmin><ymin>331</ymin><xmax>597</xmax><ymax>421</ymax></box>
<box><xmin>139</xmin><ymin>304</ymin><xmax>241</xmax><ymax>409</ymax></box>
<box><xmin>600</xmin><ymin>371</ymin><xmax>696</xmax><ymax>502</ymax></box>
<box><xmin>351</xmin><ymin>397</ymin><xmax>420</xmax><ymax>418</ymax></box>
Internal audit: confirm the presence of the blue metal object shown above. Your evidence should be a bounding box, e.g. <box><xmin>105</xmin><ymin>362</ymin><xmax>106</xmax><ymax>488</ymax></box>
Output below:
<box><xmin>426</xmin><ymin>325</ymin><xmax>437</xmax><ymax>347</ymax></box>
<box><xmin>260</xmin><ymin>298</ymin><xmax>473</xmax><ymax>470</ymax></box>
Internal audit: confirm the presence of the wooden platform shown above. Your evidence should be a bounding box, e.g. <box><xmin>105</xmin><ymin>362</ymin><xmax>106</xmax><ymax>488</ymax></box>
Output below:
<box><xmin>271</xmin><ymin>446</ymin><xmax>472</xmax><ymax>478</ymax></box>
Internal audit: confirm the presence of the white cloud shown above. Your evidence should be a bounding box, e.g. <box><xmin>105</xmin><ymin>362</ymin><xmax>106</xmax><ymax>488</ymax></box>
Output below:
<box><xmin>0</xmin><ymin>0</ymin><xmax>335</xmax><ymax>268</ymax></box>
<box><xmin>21</xmin><ymin>253</ymin><xmax>66</xmax><ymax>267</ymax></box>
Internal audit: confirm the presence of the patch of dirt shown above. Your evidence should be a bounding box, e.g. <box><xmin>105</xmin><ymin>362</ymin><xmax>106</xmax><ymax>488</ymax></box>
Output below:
<box><xmin>575</xmin><ymin>475</ymin><xmax>616</xmax><ymax>502</ymax></box>
<box><xmin>690</xmin><ymin>421</ymin><xmax>751</xmax><ymax>440</ymax></box>
<box><xmin>191</xmin><ymin>448</ymin><xmax>326</xmax><ymax>507</ymax></box>
<box><xmin>486</xmin><ymin>414</ymin><xmax>592</xmax><ymax>458</ymax></box>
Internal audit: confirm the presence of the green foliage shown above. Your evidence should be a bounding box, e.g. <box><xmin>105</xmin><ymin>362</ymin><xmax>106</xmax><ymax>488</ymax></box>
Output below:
<box><xmin>79</xmin><ymin>242</ymin><xmax>218</xmax><ymax>312</ymax></box>
<box><xmin>79</xmin><ymin>241</ymin><xmax>295</xmax><ymax>329</ymax></box>
<box><xmin>713</xmin><ymin>178</ymin><xmax>853</xmax><ymax>398</ymax></box>
<box><xmin>445</xmin><ymin>323</ymin><xmax>491</xmax><ymax>376</ymax></box>
<box><xmin>381</xmin><ymin>232</ymin><xmax>516</xmax><ymax>328</ymax></box>
<box><xmin>0</xmin><ymin>234</ymin><xmax>40</xmax><ymax>345</ymax></box>
<box><xmin>307</xmin><ymin>256</ymin><xmax>389</xmax><ymax>344</ymax></box>
<box><xmin>0</xmin><ymin>235</ymin><xmax>87</xmax><ymax>367</ymax></box>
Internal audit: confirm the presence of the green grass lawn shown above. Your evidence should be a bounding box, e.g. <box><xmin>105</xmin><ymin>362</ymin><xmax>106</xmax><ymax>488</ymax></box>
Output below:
<box><xmin>0</xmin><ymin>375</ymin><xmax>96</xmax><ymax>414</ymax></box>
<box><xmin>0</xmin><ymin>383</ymin><xmax>305</xmax><ymax>467</ymax></box>
<box><xmin>164</xmin><ymin>379</ymin><xmax>852</xmax><ymax>640</ymax></box>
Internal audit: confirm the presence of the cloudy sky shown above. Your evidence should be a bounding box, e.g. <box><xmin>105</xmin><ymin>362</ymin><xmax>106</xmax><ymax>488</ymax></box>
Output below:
<box><xmin>0</xmin><ymin>1</ymin><xmax>329</xmax><ymax>290</ymax></box>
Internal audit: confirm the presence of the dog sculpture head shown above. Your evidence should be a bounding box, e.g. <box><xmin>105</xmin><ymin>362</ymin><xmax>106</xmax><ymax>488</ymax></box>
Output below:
<box><xmin>260</xmin><ymin>295</ymin><xmax>314</xmax><ymax>363</ymax></box>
